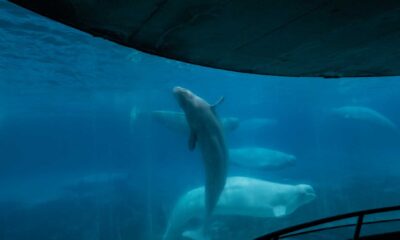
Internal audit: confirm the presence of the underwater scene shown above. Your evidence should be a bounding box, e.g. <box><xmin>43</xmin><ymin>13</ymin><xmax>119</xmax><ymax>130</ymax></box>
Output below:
<box><xmin>1</xmin><ymin>1</ymin><xmax>400</xmax><ymax>239</ymax></box>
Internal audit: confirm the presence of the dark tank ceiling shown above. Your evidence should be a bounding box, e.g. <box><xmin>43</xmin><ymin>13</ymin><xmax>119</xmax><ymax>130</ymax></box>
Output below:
<box><xmin>8</xmin><ymin>0</ymin><xmax>400</xmax><ymax>77</ymax></box>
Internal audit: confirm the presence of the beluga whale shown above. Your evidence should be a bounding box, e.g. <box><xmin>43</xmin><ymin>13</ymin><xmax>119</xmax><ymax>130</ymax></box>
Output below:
<box><xmin>173</xmin><ymin>86</ymin><xmax>228</xmax><ymax>236</ymax></box>
<box><xmin>330</xmin><ymin>106</ymin><xmax>398</xmax><ymax>131</ymax></box>
<box><xmin>150</xmin><ymin>110</ymin><xmax>240</xmax><ymax>135</ymax></box>
<box><xmin>229</xmin><ymin>147</ymin><xmax>296</xmax><ymax>170</ymax></box>
<box><xmin>163</xmin><ymin>177</ymin><xmax>316</xmax><ymax>240</ymax></box>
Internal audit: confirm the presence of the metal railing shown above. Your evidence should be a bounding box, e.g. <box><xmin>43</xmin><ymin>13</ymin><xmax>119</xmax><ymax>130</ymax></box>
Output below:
<box><xmin>255</xmin><ymin>205</ymin><xmax>400</xmax><ymax>240</ymax></box>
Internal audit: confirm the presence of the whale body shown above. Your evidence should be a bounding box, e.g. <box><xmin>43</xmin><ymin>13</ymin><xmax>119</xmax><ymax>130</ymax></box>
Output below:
<box><xmin>151</xmin><ymin>110</ymin><xmax>239</xmax><ymax>134</ymax></box>
<box><xmin>163</xmin><ymin>177</ymin><xmax>316</xmax><ymax>240</ymax></box>
<box><xmin>173</xmin><ymin>86</ymin><xmax>228</xmax><ymax>224</ymax></box>
<box><xmin>232</xmin><ymin>117</ymin><xmax>278</xmax><ymax>146</ymax></box>
<box><xmin>330</xmin><ymin>106</ymin><xmax>398</xmax><ymax>131</ymax></box>
<box><xmin>229</xmin><ymin>147</ymin><xmax>296</xmax><ymax>170</ymax></box>
<box><xmin>240</xmin><ymin>118</ymin><xmax>278</xmax><ymax>130</ymax></box>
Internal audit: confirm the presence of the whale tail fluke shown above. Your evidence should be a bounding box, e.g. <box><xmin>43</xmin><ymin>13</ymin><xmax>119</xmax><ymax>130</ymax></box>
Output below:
<box><xmin>129</xmin><ymin>106</ymin><xmax>142</xmax><ymax>132</ymax></box>
<box><xmin>182</xmin><ymin>227</ymin><xmax>210</xmax><ymax>240</ymax></box>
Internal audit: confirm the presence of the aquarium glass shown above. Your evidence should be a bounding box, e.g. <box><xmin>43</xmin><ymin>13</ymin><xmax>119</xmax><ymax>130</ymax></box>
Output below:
<box><xmin>1</xmin><ymin>1</ymin><xmax>400</xmax><ymax>239</ymax></box>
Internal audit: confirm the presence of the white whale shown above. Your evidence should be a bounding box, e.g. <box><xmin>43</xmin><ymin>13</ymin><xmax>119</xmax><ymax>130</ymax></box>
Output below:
<box><xmin>173</xmin><ymin>86</ymin><xmax>228</xmax><ymax>226</ymax></box>
<box><xmin>232</xmin><ymin>118</ymin><xmax>278</xmax><ymax>146</ymax></box>
<box><xmin>163</xmin><ymin>177</ymin><xmax>316</xmax><ymax>240</ymax></box>
<box><xmin>240</xmin><ymin>118</ymin><xmax>278</xmax><ymax>130</ymax></box>
<box><xmin>330</xmin><ymin>106</ymin><xmax>398</xmax><ymax>131</ymax></box>
<box><xmin>229</xmin><ymin>147</ymin><xmax>296</xmax><ymax>170</ymax></box>
<box><xmin>151</xmin><ymin>110</ymin><xmax>239</xmax><ymax>134</ymax></box>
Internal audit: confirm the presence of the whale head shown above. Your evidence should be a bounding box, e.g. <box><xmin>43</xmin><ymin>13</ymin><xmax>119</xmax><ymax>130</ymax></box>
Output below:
<box><xmin>172</xmin><ymin>87</ymin><xmax>210</xmax><ymax>117</ymax></box>
<box><xmin>221</xmin><ymin>117</ymin><xmax>240</xmax><ymax>132</ymax></box>
<box><xmin>173</xmin><ymin>86</ymin><xmax>202</xmax><ymax>113</ymax></box>
<box><xmin>296</xmin><ymin>184</ymin><xmax>316</xmax><ymax>205</ymax></box>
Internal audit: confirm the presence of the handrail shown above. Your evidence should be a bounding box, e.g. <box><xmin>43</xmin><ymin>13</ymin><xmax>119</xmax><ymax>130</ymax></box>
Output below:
<box><xmin>255</xmin><ymin>205</ymin><xmax>400</xmax><ymax>240</ymax></box>
<box><xmin>280</xmin><ymin>218</ymin><xmax>400</xmax><ymax>239</ymax></box>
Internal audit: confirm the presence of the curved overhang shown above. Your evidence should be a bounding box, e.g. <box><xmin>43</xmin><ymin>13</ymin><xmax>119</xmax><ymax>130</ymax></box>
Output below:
<box><xmin>8</xmin><ymin>0</ymin><xmax>400</xmax><ymax>77</ymax></box>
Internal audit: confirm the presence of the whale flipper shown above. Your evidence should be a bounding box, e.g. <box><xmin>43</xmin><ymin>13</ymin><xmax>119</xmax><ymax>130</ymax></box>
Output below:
<box><xmin>273</xmin><ymin>205</ymin><xmax>287</xmax><ymax>217</ymax></box>
<box><xmin>188</xmin><ymin>131</ymin><xmax>197</xmax><ymax>151</ymax></box>
<box><xmin>210</xmin><ymin>96</ymin><xmax>224</xmax><ymax>110</ymax></box>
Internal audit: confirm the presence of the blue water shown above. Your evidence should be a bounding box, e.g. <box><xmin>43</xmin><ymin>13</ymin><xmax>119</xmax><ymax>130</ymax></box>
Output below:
<box><xmin>1</xmin><ymin>1</ymin><xmax>400</xmax><ymax>239</ymax></box>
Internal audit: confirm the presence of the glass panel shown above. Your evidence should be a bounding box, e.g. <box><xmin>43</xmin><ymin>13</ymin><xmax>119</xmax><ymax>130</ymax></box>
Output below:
<box><xmin>361</xmin><ymin>210</ymin><xmax>400</xmax><ymax>237</ymax></box>
<box><xmin>364</xmin><ymin>210</ymin><xmax>400</xmax><ymax>222</ymax></box>
<box><xmin>1</xmin><ymin>1</ymin><xmax>400</xmax><ymax>240</ymax></box>
<box><xmin>279</xmin><ymin>217</ymin><xmax>357</xmax><ymax>238</ymax></box>
<box><xmin>281</xmin><ymin>225</ymin><xmax>356</xmax><ymax>240</ymax></box>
